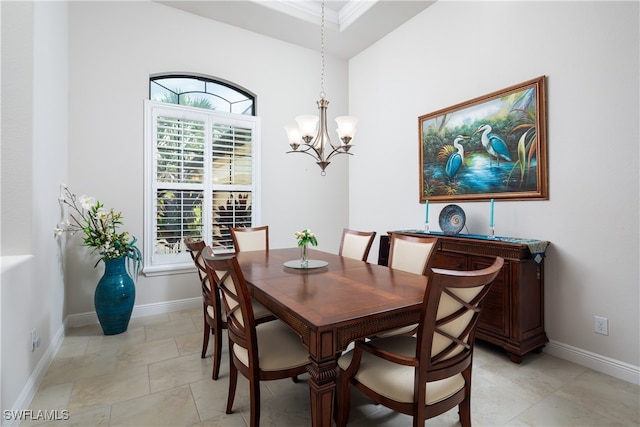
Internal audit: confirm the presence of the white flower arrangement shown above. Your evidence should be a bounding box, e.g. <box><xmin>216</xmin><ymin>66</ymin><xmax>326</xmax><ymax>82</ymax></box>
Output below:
<box><xmin>55</xmin><ymin>185</ymin><xmax>142</xmax><ymax>271</ymax></box>
<box><xmin>294</xmin><ymin>229</ymin><xmax>318</xmax><ymax>247</ymax></box>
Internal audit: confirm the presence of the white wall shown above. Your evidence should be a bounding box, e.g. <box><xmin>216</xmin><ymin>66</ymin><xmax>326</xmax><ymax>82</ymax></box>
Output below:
<box><xmin>1</xmin><ymin>0</ymin><xmax>68</xmax><ymax>415</ymax></box>
<box><xmin>349</xmin><ymin>1</ymin><xmax>639</xmax><ymax>375</ymax></box>
<box><xmin>66</xmin><ymin>1</ymin><xmax>351</xmax><ymax>316</ymax></box>
<box><xmin>3</xmin><ymin>0</ymin><xmax>638</xmax><ymax>415</ymax></box>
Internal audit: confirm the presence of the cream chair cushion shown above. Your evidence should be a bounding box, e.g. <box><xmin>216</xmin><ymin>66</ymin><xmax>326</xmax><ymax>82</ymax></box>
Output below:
<box><xmin>390</xmin><ymin>239</ymin><xmax>436</xmax><ymax>275</ymax></box>
<box><xmin>341</xmin><ymin>233</ymin><xmax>372</xmax><ymax>261</ymax></box>
<box><xmin>234</xmin><ymin>230</ymin><xmax>267</xmax><ymax>251</ymax></box>
<box><xmin>233</xmin><ymin>321</ymin><xmax>310</xmax><ymax>371</ymax></box>
<box><xmin>337</xmin><ymin>335</ymin><xmax>465</xmax><ymax>405</ymax></box>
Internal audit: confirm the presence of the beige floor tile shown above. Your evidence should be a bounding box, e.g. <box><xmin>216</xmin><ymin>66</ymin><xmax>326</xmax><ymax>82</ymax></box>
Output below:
<box><xmin>116</xmin><ymin>336</ymin><xmax>180</xmax><ymax>369</ymax></box>
<box><xmin>66</xmin><ymin>365</ymin><xmax>149</xmax><ymax>414</ymax></box>
<box><xmin>516</xmin><ymin>350</ymin><xmax>587</xmax><ymax>384</ymax></box>
<box><xmin>148</xmin><ymin>353</ymin><xmax>211</xmax><ymax>393</ymax></box>
<box><xmin>21</xmin><ymin>407</ymin><xmax>111</xmax><ymax>427</ymax></box>
<box><xmin>168</xmin><ymin>307</ymin><xmax>201</xmax><ymax>320</ymax></box>
<box><xmin>20</xmin><ymin>383</ymin><xmax>74</xmax><ymax>427</ymax></box>
<box><xmin>145</xmin><ymin>317</ymin><xmax>198</xmax><ymax>342</ymax></box>
<box><xmin>175</xmin><ymin>331</ymin><xmax>207</xmax><ymax>356</ymax></box>
<box><xmin>515</xmin><ymin>394</ymin><xmax>626</xmax><ymax>426</ymax></box>
<box><xmin>555</xmin><ymin>369</ymin><xmax>640</xmax><ymax>425</ymax></box>
<box><xmin>47</xmin><ymin>407</ymin><xmax>111</xmax><ymax>427</ymax></box>
<box><xmin>40</xmin><ymin>348</ymin><xmax>118</xmax><ymax>388</ymax></box>
<box><xmin>469</xmin><ymin>367</ymin><xmax>537</xmax><ymax>426</ymax></box>
<box><xmin>128</xmin><ymin>313</ymin><xmax>171</xmax><ymax>328</ymax></box>
<box><xmin>54</xmin><ymin>335</ymin><xmax>90</xmax><ymax>359</ymax></box>
<box><xmin>189</xmin><ymin>378</ymin><xmax>232</xmax><ymax>422</ymax></box>
<box><xmin>26</xmin><ymin>311</ymin><xmax>640</xmax><ymax>427</ymax></box>
<box><xmin>189</xmin><ymin>412</ymin><xmax>247</xmax><ymax>426</ymax></box>
<box><xmin>109</xmin><ymin>385</ymin><xmax>200</xmax><ymax>426</ymax></box>
<box><xmin>85</xmin><ymin>325</ymin><xmax>147</xmax><ymax>354</ymax></box>
<box><xmin>65</xmin><ymin>323</ymin><xmax>103</xmax><ymax>337</ymax></box>
<box><xmin>476</xmin><ymin>354</ymin><xmax>566</xmax><ymax>402</ymax></box>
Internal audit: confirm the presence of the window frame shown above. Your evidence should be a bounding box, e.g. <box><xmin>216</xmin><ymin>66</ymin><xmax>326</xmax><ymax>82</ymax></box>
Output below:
<box><xmin>143</xmin><ymin>100</ymin><xmax>261</xmax><ymax>276</ymax></box>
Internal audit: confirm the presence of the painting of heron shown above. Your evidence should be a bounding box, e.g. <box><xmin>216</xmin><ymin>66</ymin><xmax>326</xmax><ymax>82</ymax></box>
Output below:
<box><xmin>419</xmin><ymin>76</ymin><xmax>548</xmax><ymax>203</ymax></box>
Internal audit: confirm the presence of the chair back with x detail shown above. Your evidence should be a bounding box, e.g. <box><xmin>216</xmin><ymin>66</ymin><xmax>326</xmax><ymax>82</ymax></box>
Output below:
<box><xmin>337</xmin><ymin>257</ymin><xmax>504</xmax><ymax>427</ymax></box>
<box><xmin>184</xmin><ymin>237</ymin><xmax>225</xmax><ymax>380</ymax></box>
<box><xmin>202</xmin><ymin>252</ymin><xmax>310</xmax><ymax>427</ymax></box>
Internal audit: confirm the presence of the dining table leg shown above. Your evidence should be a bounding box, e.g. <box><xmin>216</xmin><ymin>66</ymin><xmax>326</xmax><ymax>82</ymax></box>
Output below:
<box><xmin>307</xmin><ymin>353</ymin><xmax>338</xmax><ymax>427</ymax></box>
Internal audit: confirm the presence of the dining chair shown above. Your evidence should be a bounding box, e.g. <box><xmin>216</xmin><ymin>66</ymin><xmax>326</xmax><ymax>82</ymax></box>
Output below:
<box><xmin>184</xmin><ymin>237</ymin><xmax>275</xmax><ymax>380</ymax></box>
<box><xmin>338</xmin><ymin>228</ymin><xmax>377</xmax><ymax>262</ymax></box>
<box><xmin>388</xmin><ymin>233</ymin><xmax>440</xmax><ymax>276</ymax></box>
<box><xmin>230</xmin><ymin>225</ymin><xmax>269</xmax><ymax>252</ymax></box>
<box><xmin>336</xmin><ymin>257</ymin><xmax>504</xmax><ymax>427</ymax></box>
<box><xmin>378</xmin><ymin>233</ymin><xmax>440</xmax><ymax>337</ymax></box>
<box><xmin>202</xmin><ymin>252</ymin><xmax>310</xmax><ymax>427</ymax></box>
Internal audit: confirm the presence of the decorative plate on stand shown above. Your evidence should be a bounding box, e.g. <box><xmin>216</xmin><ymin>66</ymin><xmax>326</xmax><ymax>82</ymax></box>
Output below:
<box><xmin>439</xmin><ymin>204</ymin><xmax>466</xmax><ymax>235</ymax></box>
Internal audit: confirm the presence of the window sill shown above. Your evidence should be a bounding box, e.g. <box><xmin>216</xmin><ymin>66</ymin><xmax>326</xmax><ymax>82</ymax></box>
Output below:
<box><xmin>143</xmin><ymin>264</ymin><xmax>195</xmax><ymax>277</ymax></box>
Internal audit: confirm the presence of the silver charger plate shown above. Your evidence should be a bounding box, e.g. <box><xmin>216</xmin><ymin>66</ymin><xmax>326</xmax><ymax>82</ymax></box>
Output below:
<box><xmin>439</xmin><ymin>204</ymin><xmax>466</xmax><ymax>235</ymax></box>
<box><xmin>283</xmin><ymin>259</ymin><xmax>329</xmax><ymax>269</ymax></box>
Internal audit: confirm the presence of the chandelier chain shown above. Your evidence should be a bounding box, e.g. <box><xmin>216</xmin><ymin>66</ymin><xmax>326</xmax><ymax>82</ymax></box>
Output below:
<box><xmin>284</xmin><ymin>0</ymin><xmax>357</xmax><ymax>175</ymax></box>
<box><xmin>320</xmin><ymin>0</ymin><xmax>326</xmax><ymax>99</ymax></box>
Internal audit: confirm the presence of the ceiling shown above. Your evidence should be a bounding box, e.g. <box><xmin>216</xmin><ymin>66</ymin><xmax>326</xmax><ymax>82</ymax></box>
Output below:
<box><xmin>157</xmin><ymin>0</ymin><xmax>435</xmax><ymax>59</ymax></box>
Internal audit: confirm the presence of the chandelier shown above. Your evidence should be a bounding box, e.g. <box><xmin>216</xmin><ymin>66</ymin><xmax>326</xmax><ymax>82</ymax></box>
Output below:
<box><xmin>284</xmin><ymin>0</ymin><xmax>358</xmax><ymax>175</ymax></box>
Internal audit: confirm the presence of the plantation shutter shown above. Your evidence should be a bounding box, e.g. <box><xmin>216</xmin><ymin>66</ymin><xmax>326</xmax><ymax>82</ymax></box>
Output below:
<box><xmin>144</xmin><ymin>101</ymin><xmax>260</xmax><ymax>273</ymax></box>
<box><xmin>211</xmin><ymin>120</ymin><xmax>254</xmax><ymax>249</ymax></box>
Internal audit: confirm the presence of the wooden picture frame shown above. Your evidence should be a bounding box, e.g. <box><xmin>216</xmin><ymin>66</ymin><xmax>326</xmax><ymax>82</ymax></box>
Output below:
<box><xmin>419</xmin><ymin>76</ymin><xmax>548</xmax><ymax>202</ymax></box>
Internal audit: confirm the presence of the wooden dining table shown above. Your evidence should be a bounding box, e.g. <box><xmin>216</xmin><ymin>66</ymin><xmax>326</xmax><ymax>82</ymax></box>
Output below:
<box><xmin>234</xmin><ymin>247</ymin><xmax>429</xmax><ymax>427</ymax></box>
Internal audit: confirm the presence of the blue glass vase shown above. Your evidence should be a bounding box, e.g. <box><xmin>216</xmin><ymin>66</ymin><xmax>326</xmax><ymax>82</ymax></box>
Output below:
<box><xmin>94</xmin><ymin>256</ymin><xmax>135</xmax><ymax>335</ymax></box>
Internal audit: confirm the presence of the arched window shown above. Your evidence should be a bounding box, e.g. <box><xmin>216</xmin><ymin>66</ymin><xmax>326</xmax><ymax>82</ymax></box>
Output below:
<box><xmin>150</xmin><ymin>74</ymin><xmax>255</xmax><ymax>115</ymax></box>
<box><xmin>144</xmin><ymin>74</ymin><xmax>260</xmax><ymax>275</ymax></box>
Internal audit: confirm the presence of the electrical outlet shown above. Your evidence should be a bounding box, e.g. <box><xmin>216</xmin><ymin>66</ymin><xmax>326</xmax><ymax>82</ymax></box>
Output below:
<box><xmin>595</xmin><ymin>316</ymin><xmax>609</xmax><ymax>335</ymax></box>
<box><xmin>31</xmin><ymin>328</ymin><xmax>41</xmax><ymax>351</ymax></box>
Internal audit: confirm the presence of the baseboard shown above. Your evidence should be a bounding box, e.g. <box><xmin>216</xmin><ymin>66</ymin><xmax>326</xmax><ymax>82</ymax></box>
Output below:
<box><xmin>65</xmin><ymin>297</ymin><xmax>201</xmax><ymax>328</ymax></box>
<box><xmin>3</xmin><ymin>323</ymin><xmax>65</xmax><ymax>427</ymax></box>
<box><xmin>544</xmin><ymin>339</ymin><xmax>640</xmax><ymax>385</ymax></box>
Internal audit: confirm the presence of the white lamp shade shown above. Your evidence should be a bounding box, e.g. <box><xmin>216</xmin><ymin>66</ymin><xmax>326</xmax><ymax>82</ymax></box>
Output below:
<box><xmin>284</xmin><ymin>124</ymin><xmax>301</xmax><ymax>145</ymax></box>
<box><xmin>295</xmin><ymin>115</ymin><xmax>319</xmax><ymax>138</ymax></box>
<box><xmin>335</xmin><ymin>116</ymin><xmax>358</xmax><ymax>139</ymax></box>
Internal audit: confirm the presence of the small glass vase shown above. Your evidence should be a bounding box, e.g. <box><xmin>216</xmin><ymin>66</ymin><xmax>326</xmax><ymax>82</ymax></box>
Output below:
<box><xmin>300</xmin><ymin>244</ymin><xmax>309</xmax><ymax>268</ymax></box>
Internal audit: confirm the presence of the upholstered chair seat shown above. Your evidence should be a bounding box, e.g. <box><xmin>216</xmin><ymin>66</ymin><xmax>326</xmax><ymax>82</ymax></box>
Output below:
<box><xmin>338</xmin><ymin>335</ymin><xmax>465</xmax><ymax>404</ymax></box>
<box><xmin>336</xmin><ymin>257</ymin><xmax>504</xmax><ymax>427</ymax></box>
<box><xmin>232</xmin><ymin>321</ymin><xmax>310</xmax><ymax>372</ymax></box>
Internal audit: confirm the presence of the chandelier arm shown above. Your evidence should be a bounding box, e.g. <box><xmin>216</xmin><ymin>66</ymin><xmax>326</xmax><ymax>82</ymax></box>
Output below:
<box><xmin>325</xmin><ymin>147</ymin><xmax>354</xmax><ymax>162</ymax></box>
<box><xmin>287</xmin><ymin>145</ymin><xmax>324</xmax><ymax>160</ymax></box>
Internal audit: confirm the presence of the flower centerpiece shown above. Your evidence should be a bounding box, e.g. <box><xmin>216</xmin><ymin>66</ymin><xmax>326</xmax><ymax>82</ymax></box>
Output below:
<box><xmin>55</xmin><ymin>185</ymin><xmax>142</xmax><ymax>335</ymax></box>
<box><xmin>294</xmin><ymin>229</ymin><xmax>318</xmax><ymax>267</ymax></box>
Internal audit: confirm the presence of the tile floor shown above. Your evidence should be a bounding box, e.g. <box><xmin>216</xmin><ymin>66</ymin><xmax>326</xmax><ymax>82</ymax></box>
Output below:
<box><xmin>24</xmin><ymin>307</ymin><xmax>639</xmax><ymax>426</ymax></box>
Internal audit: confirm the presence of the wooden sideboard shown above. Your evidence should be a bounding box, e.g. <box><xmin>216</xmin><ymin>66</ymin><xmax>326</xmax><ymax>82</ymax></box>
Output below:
<box><xmin>379</xmin><ymin>231</ymin><xmax>549</xmax><ymax>363</ymax></box>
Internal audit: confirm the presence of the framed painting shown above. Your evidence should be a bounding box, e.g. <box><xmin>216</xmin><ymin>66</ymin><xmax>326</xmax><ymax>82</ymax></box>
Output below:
<box><xmin>419</xmin><ymin>76</ymin><xmax>548</xmax><ymax>202</ymax></box>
